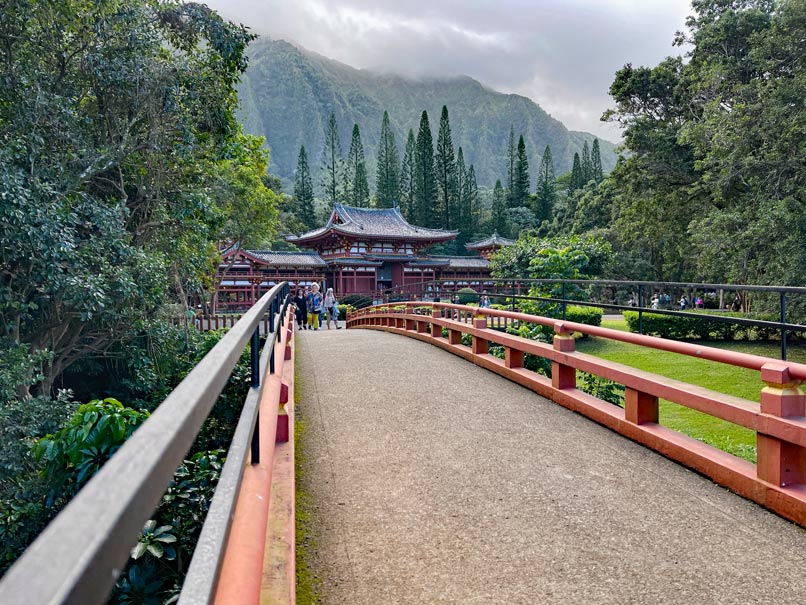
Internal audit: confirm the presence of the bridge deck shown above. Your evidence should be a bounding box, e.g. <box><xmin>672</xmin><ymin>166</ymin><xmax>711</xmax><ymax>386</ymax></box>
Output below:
<box><xmin>296</xmin><ymin>328</ymin><xmax>806</xmax><ymax>604</ymax></box>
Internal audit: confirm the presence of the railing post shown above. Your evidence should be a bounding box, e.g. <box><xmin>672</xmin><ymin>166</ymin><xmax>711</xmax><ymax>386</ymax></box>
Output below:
<box><xmin>471</xmin><ymin>315</ymin><xmax>488</xmax><ymax>355</ymax></box>
<box><xmin>551</xmin><ymin>321</ymin><xmax>576</xmax><ymax>389</ymax></box>
<box><xmin>431</xmin><ymin>306</ymin><xmax>443</xmax><ymax>338</ymax></box>
<box><xmin>250</xmin><ymin>328</ymin><xmax>260</xmax><ymax>388</ymax></box>
<box><xmin>757</xmin><ymin>363</ymin><xmax>806</xmax><ymax>487</ymax></box>
<box><xmin>625</xmin><ymin>389</ymin><xmax>658</xmax><ymax>425</ymax></box>
<box><xmin>781</xmin><ymin>292</ymin><xmax>787</xmax><ymax>361</ymax></box>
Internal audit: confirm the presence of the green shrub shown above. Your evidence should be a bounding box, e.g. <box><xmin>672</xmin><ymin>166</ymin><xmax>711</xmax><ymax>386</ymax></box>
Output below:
<box><xmin>565</xmin><ymin>306</ymin><xmax>603</xmax><ymax>328</ymax></box>
<box><xmin>623</xmin><ymin>311</ymin><xmax>779</xmax><ymax>341</ymax></box>
<box><xmin>457</xmin><ymin>287</ymin><xmax>478</xmax><ymax>304</ymax></box>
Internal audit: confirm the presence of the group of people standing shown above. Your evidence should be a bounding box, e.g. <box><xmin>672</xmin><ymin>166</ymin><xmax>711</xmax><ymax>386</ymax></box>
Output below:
<box><xmin>292</xmin><ymin>283</ymin><xmax>341</xmax><ymax>330</ymax></box>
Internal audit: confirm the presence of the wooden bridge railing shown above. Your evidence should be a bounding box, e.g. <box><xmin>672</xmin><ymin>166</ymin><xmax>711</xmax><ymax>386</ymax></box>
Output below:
<box><xmin>348</xmin><ymin>302</ymin><xmax>806</xmax><ymax>526</ymax></box>
<box><xmin>0</xmin><ymin>283</ymin><xmax>296</xmax><ymax>604</ymax></box>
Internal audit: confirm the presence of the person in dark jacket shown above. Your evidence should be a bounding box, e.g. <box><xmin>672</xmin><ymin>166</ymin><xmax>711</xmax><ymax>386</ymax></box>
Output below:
<box><xmin>293</xmin><ymin>288</ymin><xmax>308</xmax><ymax>329</ymax></box>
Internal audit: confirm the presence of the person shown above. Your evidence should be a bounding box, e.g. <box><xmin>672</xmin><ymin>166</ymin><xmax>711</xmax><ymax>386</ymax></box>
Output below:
<box><xmin>307</xmin><ymin>283</ymin><xmax>323</xmax><ymax>330</ymax></box>
<box><xmin>479</xmin><ymin>293</ymin><xmax>491</xmax><ymax>309</ymax></box>
<box><xmin>293</xmin><ymin>288</ymin><xmax>308</xmax><ymax>329</ymax></box>
<box><xmin>324</xmin><ymin>287</ymin><xmax>342</xmax><ymax>329</ymax></box>
<box><xmin>627</xmin><ymin>295</ymin><xmax>636</xmax><ymax>307</ymax></box>
<box><xmin>679</xmin><ymin>294</ymin><xmax>688</xmax><ymax>310</ymax></box>
<box><xmin>731</xmin><ymin>295</ymin><xmax>741</xmax><ymax>312</ymax></box>
<box><xmin>695</xmin><ymin>296</ymin><xmax>703</xmax><ymax>309</ymax></box>
<box><xmin>651</xmin><ymin>294</ymin><xmax>659</xmax><ymax>310</ymax></box>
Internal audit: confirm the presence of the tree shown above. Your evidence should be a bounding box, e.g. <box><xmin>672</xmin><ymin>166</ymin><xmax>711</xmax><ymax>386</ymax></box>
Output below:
<box><xmin>414</xmin><ymin>110</ymin><xmax>437</xmax><ymax>227</ymax></box>
<box><xmin>400</xmin><ymin>129</ymin><xmax>417</xmax><ymax>221</ymax></box>
<box><xmin>491</xmin><ymin>179</ymin><xmax>509</xmax><ymax>236</ymax></box>
<box><xmin>466</xmin><ymin>165</ymin><xmax>481</xmax><ymax>236</ymax></box>
<box><xmin>569</xmin><ymin>153</ymin><xmax>584</xmax><ymax>192</ymax></box>
<box><xmin>591</xmin><ymin>139</ymin><xmax>604</xmax><ymax>184</ymax></box>
<box><xmin>375</xmin><ymin>110</ymin><xmax>400</xmax><ymax>208</ymax></box>
<box><xmin>293</xmin><ymin>145</ymin><xmax>316</xmax><ymax>229</ymax></box>
<box><xmin>513</xmin><ymin>135</ymin><xmax>530</xmax><ymax>207</ymax></box>
<box><xmin>581</xmin><ymin>140</ymin><xmax>593</xmax><ymax>184</ymax></box>
<box><xmin>534</xmin><ymin>145</ymin><xmax>556</xmax><ymax>224</ymax></box>
<box><xmin>506</xmin><ymin>126</ymin><xmax>517</xmax><ymax>207</ymax></box>
<box><xmin>321</xmin><ymin>113</ymin><xmax>343</xmax><ymax>205</ymax></box>
<box><xmin>435</xmin><ymin>105</ymin><xmax>458</xmax><ymax>229</ymax></box>
<box><xmin>0</xmin><ymin>0</ymin><xmax>265</xmax><ymax>395</ymax></box>
<box><xmin>345</xmin><ymin>123</ymin><xmax>370</xmax><ymax>207</ymax></box>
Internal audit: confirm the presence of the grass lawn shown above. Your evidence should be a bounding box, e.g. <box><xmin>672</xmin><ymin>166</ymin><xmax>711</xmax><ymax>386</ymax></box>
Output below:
<box><xmin>573</xmin><ymin>317</ymin><xmax>804</xmax><ymax>463</ymax></box>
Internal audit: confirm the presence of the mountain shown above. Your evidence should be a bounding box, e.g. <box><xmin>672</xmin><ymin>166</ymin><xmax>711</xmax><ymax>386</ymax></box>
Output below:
<box><xmin>237</xmin><ymin>38</ymin><xmax>618</xmax><ymax>191</ymax></box>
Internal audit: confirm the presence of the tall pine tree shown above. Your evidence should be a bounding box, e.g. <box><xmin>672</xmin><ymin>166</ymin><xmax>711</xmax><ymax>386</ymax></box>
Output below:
<box><xmin>506</xmin><ymin>126</ymin><xmax>516</xmax><ymax>207</ymax></box>
<box><xmin>513</xmin><ymin>135</ymin><xmax>530</xmax><ymax>207</ymax></box>
<box><xmin>321</xmin><ymin>113</ymin><xmax>343</xmax><ymax>205</ymax></box>
<box><xmin>435</xmin><ymin>105</ymin><xmax>457</xmax><ymax>229</ymax></box>
<box><xmin>375</xmin><ymin>110</ymin><xmax>400</xmax><ymax>208</ymax></box>
<box><xmin>466</xmin><ymin>164</ymin><xmax>480</xmax><ymax>236</ymax></box>
<box><xmin>293</xmin><ymin>145</ymin><xmax>315</xmax><ymax>229</ymax></box>
<box><xmin>345</xmin><ymin>123</ymin><xmax>370</xmax><ymax>207</ymax></box>
<box><xmin>534</xmin><ymin>145</ymin><xmax>555</xmax><ymax>224</ymax></box>
<box><xmin>491</xmin><ymin>179</ymin><xmax>508</xmax><ymax>236</ymax></box>
<box><xmin>591</xmin><ymin>138</ymin><xmax>603</xmax><ymax>184</ymax></box>
<box><xmin>400</xmin><ymin>129</ymin><xmax>417</xmax><ymax>221</ymax></box>
<box><xmin>414</xmin><ymin>110</ymin><xmax>437</xmax><ymax>227</ymax></box>
<box><xmin>570</xmin><ymin>152</ymin><xmax>584</xmax><ymax>192</ymax></box>
<box><xmin>581</xmin><ymin>140</ymin><xmax>593</xmax><ymax>184</ymax></box>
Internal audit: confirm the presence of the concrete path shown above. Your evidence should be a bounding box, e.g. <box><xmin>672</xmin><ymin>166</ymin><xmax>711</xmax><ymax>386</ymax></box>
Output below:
<box><xmin>296</xmin><ymin>328</ymin><xmax>806</xmax><ymax>604</ymax></box>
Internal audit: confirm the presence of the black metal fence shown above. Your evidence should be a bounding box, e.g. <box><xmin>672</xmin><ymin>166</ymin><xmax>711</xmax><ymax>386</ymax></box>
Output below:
<box><xmin>381</xmin><ymin>278</ymin><xmax>806</xmax><ymax>360</ymax></box>
<box><xmin>0</xmin><ymin>283</ymin><xmax>292</xmax><ymax>605</ymax></box>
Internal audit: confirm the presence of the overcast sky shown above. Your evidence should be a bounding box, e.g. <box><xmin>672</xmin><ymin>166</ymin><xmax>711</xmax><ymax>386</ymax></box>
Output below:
<box><xmin>203</xmin><ymin>0</ymin><xmax>692</xmax><ymax>142</ymax></box>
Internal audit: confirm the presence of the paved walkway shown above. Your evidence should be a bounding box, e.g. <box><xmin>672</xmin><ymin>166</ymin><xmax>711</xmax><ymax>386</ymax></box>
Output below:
<box><xmin>296</xmin><ymin>328</ymin><xmax>806</xmax><ymax>604</ymax></box>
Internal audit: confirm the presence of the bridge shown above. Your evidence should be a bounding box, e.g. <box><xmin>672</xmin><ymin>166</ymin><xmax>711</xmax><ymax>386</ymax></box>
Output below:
<box><xmin>2</xmin><ymin>286</ymin><xmax>806</xmax><ymax>603</ymax></box>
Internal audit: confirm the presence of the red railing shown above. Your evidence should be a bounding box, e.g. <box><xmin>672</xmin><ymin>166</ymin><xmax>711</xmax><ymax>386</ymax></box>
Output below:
<box><xmin>347</xmin><ymin>302</ymin><xmax>806</xmax><ymax>526</ymax></box>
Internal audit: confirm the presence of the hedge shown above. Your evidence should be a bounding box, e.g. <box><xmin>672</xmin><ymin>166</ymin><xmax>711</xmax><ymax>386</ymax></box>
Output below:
<box><xmin>623</xmin><ymin>310</ymin><xmax>780</xmax><ymax>340</ymax></box>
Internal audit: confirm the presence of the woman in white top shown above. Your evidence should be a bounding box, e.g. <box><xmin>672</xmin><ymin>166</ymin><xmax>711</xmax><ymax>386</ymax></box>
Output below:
<box><xmin>324</xmin><ymin>287</ymin><xmax>341</xmax><ymax>329</ymax></box>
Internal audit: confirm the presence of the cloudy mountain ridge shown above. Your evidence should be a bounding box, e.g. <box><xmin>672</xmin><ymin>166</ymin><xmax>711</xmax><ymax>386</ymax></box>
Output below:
<box><xmin>237</xmin><ymin>38</ymin><xmax>618</xmax><ymax>189</ymax></box>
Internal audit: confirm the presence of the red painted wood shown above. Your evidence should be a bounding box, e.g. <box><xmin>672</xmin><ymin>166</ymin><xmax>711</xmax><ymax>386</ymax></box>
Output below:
<box><xmin>625</xmin><ymin>388</ymin><xmax>659</xmax><ymax>425</ymax></box>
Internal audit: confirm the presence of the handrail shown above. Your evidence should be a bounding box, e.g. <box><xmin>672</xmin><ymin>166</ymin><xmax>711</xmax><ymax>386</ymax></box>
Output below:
<box><xmin>347</xmin><ymin>302</ymin><xmax>806</xmax><ymax>526</ymax></box>
<box><xmin>431</xmin><ymin>302</ymin><xmax>806</xmax><ymax>379</ymax></box>
<box><xmin>0</xmin><ymin>283</ymin><xmax>291</xmax><ymax>605</ymax></box>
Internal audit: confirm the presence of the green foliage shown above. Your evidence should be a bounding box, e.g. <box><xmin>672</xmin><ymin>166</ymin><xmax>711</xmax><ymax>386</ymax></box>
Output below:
<box><xmin>400</xmin><ymin>129</ymin><xmax>417</xmax><ymax>221</ymax></box>
<box><xmin>320</xmin><ymin>113</ymin><xmax>343</xmax><ymax>204</ymax></box>
<box><xmin>375</xmin><ymin>111</ymin><xmax>400</xmax><ymax>208</ymax></box>
<box><xmin>435</xmin><ymin>106</ymin><xmax>458</xmax><ymax>230</ymax></box>
<box><xmin>456</xmin><ymin>288</ymin><xmax>479</xmax><ymax>305</ymax></box>
<box><xmin>294</xmin><ymin>145</ymin><xmax>316</xmax><ymax>229</ymax></box>
<box><xmin>0</xmin><ymin>0</ymin><xmax>268</xmax><ymax>394</ymax></box>
<box><xmin>491</xmin><ymin>179</ymin><xmax>509</xmax><ymax>236</ymax></box>
<box><xmin>414</xmin><ymin>111</ymin><xmax>437</xmax><ymax>227</ymax></box>
<box><xmin>34</xmin><ymin>399</ymin><xmax>150</xmax><ymax>505</ymax></box>
<box><xmin>623</xmin><ymin>311</ymin><xmax>779</xmax><ymax>341</ymax></box>
<box><xmin>565</xmin><ymin>306</ymin><xmax>603</xmax><ymax>328</ymax></box>
<box><xmin>490</xmin><ymin>233</ymin><xmax>612</xmax><ymax>281</ymax></box>
<box><xmin>512</xmin><ymin>135</ymin><xmax>530</xmax><ymax>207</ymax></box>
<box><xmin>578</xmin><ymin>372</ymin><xmax>624</xmax><ymax>407</ymax></box>
<box><xmin>345</xmin><ymin>124</ymin><xmax>370</xmax><ymax>207</ymax></box>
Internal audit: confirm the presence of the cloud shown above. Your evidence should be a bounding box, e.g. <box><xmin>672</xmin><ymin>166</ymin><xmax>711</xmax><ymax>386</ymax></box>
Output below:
<box><xmin>203</xmin><ymin>0</ymin><xmax>692</xmax><ymax>141</ymax></box>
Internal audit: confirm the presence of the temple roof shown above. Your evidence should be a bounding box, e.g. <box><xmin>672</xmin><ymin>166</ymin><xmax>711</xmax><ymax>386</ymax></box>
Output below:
<box><xmin>465</xmin><ymin>233</ymin><xmax>515</xmax><ymax>250</ymax></box>
<box><xmin>287</xmin><ymin>203</ymin><xmax>458</xmax><ymax>245</ymax></box>
<box><xmin>244</xmin><ymin>250</ymin><xmax>327</xmax><ymax>268</ymax></box>
<box><xmin>440</xmin><ymin>256</ymin><xmax>491</xmax><ymax>269</ymax></box>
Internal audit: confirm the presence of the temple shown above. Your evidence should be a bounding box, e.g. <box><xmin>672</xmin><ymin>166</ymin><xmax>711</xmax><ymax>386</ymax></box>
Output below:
<box><xmin>214</xmin><ymin>204</ymin><xmax>510</xmax><ymax>310</ymax></box>
<box><xmin>464</xmin><ymin>233</ymin><xmax>515</xmax><ymax>260</ymax></box>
